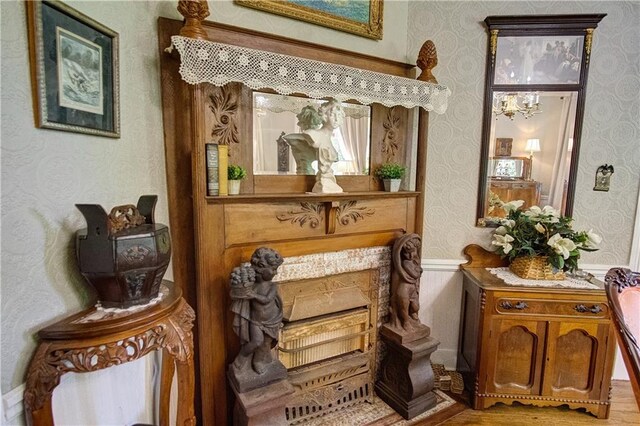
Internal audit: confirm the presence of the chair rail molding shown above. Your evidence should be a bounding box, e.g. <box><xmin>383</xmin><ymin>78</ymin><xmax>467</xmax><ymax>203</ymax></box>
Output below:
<box><xmin>2</xmin><ymin>384</ymin><xmax>25</xmax><ymax>423</ymax></box>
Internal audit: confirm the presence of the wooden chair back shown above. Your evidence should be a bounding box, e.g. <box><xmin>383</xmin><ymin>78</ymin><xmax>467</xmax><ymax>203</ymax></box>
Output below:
<box><xmin>605</xmin><ymin>267</ymin><xmax>640</xmax><ymax>410</ymax></box>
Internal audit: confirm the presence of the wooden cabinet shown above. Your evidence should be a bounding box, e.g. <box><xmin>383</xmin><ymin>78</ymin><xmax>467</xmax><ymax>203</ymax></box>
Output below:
<box><xmin>457</xmin><ymin>246</ymin><xmax>616</xmax><ymax>418</ymax></box>
<box><xmin>488</xmin><ymin>179</ymin><xmax>541</xmax><ymax>217</ymax></box>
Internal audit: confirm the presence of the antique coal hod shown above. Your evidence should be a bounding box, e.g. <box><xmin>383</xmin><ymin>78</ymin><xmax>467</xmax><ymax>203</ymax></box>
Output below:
<box><xmin>75</xmin><ymin>195</ymin><xmax>171</xmax><ymax>308</ymax></box>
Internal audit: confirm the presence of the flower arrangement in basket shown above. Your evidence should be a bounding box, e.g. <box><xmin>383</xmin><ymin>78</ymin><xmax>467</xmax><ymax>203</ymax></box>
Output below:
<box><xmin>491</xmin><ymin>201</ymin><xmax>601</xmax><ymax>279</ymax></box>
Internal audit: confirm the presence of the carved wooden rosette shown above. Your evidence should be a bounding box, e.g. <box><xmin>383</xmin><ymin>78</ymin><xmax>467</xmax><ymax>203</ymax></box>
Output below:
<box><xmin>208</xmin><ymin>86</ymin><xmax>239</xmax><ymax>146</ymax></box>
<box><xmin>24</xmin><ymin>300</ymin><xmax>195</xmax><ymax>413</ymax></box>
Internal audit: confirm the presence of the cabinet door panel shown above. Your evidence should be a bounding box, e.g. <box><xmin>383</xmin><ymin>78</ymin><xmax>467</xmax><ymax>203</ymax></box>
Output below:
<box><xmin>543</xmin><ymin>321</ymin><xmax>610</xmax><ymax>399</ymax></box>
<box><xmin>485</xmin><ymin>319</ymin><xmax>546</xmax><ymax>395</ymax></box>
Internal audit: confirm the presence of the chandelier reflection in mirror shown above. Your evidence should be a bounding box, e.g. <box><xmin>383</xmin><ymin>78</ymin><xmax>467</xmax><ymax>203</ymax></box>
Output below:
<box><xmin>493</xmin><ymin>92</ymin><xmax>541</xmax><ymax>120</ymax></box>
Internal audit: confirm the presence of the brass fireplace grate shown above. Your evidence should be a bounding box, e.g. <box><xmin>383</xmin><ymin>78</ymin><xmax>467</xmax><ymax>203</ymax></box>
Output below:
<box><xmin>278</xmin><ymin>308</ymin><xmax>371</xmax><ymax>370</ymax></box>
<box><xmin>285</xmin><ymin>374</ymin><xmax>372</xmax><ymax>424</ymax></box>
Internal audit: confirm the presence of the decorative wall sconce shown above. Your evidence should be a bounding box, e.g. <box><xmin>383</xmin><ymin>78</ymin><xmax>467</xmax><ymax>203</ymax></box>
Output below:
<box><xmin>493</xmin><ymin>92</ymin><xmax>541</xmax><ymax>120</ymax></box>
<box><xmin>594</xmin><ymin>164</ymin><xmax>614</xmax><ymax>191</ymax></box>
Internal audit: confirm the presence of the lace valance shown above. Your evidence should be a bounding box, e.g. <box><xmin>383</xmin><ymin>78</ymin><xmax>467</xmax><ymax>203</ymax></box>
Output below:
<box><xmin>171</xmin><ymin>36</ymin><xmax>450</xmax><ymax>114</ymax></box>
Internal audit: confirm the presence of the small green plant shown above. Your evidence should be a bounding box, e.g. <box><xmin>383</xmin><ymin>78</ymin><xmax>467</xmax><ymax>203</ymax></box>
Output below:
<box><xmin>375</xmin><ymin>163</ymin><xmax>406</xmax><ymax>180</ymax></box>
<box><xmin>228</xmin><ymin>164</ymin><xmax>247</xmax><ymax>181</ymax></box>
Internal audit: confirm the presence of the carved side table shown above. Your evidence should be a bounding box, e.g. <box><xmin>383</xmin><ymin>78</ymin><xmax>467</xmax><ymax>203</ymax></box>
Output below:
<box><xmin>23</xmin><ymin>282</ymin><xmax>195</xmax><ymax>426</ymax></box>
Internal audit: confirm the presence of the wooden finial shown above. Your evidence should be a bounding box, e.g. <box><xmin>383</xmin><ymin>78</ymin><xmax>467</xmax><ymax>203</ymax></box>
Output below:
<box><xmin>177</xmin><ymin>0</ymin><xmax>210</xmax><ymax>40</ymax></box>
<box><xmin>416</xmin><ymin>40</ymin><xmax>438</xmax><ymax>84</ymax></box>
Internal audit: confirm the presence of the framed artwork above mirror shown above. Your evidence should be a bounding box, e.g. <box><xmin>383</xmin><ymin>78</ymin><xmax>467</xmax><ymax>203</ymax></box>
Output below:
<box><xmin>477</xmin><ymin>14</ymin><xmax>605</xmax><ymax>227</ymax></box>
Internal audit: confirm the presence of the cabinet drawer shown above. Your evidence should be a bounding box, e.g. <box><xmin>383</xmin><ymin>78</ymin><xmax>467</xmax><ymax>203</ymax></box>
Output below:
<box><xmin>495</xmin><ymin>297</ymin><xmax>609</xmax><ymax>319</ymax></box>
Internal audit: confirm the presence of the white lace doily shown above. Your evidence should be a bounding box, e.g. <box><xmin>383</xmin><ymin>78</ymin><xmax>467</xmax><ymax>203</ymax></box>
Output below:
<box><xmin>488</xmin><ymin>267</ymin><xmax>600</xmax><ymax>290</ymax></box>
<box><xmin>171</xmin><ymin>36</ymin><xmax>451</xmax><ymax>113</ymax></box>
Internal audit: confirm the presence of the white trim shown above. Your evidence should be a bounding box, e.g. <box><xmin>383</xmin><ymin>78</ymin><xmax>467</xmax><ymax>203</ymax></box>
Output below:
<box><xmin>580</xmin><ymin>264</ymin><xmax>628</xmax><ymax>279</ymax></box>
<box><xmin>2</xmin><ymin>384</ymin><xmax>24</xmax><ymax>423</ymax></box>
<box><xmin>421</xmin><ymin>258</ymin><xmax>464</xmax><ymax>272</ymax></box>
<box><xmin>629</xmin><ymin>182</ymin><xmax>640</xmax><ymax>271</ymax></box>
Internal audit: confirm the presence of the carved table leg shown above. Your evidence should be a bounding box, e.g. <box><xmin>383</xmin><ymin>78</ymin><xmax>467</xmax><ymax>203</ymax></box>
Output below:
<box><xmin>24</xmin><ymin>343</ymin><xmax>59</xmax><ymax>426</ymax></box>
<box><xmin>159</xmin><ymin>349</ymin><xmax>175</xmax><ymax>426</ymax></box>
<box><xmin>165</xmin><ymin>299</ymin><xmax>196</xmax><ymax>426</ymax></box>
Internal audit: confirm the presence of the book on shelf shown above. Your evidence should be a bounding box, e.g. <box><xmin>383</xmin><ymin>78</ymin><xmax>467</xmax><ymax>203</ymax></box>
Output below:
<box><xmin>205</xmin><ymin>143</ymin><xmax>229</xmax><ymax>196</ymax></box>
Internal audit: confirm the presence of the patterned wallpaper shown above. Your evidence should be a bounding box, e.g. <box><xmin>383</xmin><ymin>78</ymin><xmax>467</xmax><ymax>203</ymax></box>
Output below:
<box><xmin>0</xmin><ymin>0</ymin><xmax>181</xmax><ymax>393</ymax></box>
<box><xmin>406</xmin><ymin>1</ymin><xmax>640</xmax><ymax>263</ymax></box>
<box><xmin>0</xmin><ymin>0</ymin><xmax>410</xmax><ymax>396</ymax></box>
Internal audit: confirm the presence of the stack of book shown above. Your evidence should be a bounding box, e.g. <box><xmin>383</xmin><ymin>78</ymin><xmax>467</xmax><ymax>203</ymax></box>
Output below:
<box><xmin>205</xmin><ymin>143</ymin><xmax>228</xmax><ymax>196</ymax></box>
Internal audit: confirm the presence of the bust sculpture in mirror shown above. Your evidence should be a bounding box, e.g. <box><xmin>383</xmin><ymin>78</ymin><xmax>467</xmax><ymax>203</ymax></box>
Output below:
<box><xmin>477</xmin><ymin>14</ymin><xmax>605</xmax><ymax>227</ymax></box>
<box><xmin>253</xmin><ymin>92</ymin><xmax>371</xmax><ymax>180</ymax></box>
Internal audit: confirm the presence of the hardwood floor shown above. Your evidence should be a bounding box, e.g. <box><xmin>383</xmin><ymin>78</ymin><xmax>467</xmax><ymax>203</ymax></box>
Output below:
<box><xmin>436</xmin><ymin>380</ymin><xmax>639</xmax><ymax>425</ymax></box>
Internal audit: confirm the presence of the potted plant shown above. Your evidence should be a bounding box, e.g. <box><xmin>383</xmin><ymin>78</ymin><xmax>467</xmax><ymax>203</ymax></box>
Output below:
<box><xmin>228</xmin><ymin>164</ymin><xmax>247</xmax><ymax>195</ymax></box>
<box><xmin>491</xmin><ymin>201</ymin><xmax>601</xmax><ymax>279</ymax></box>
<box><xmin>375</xmin><ymin>163</ymin><xmax>406</xmax><ymax>192</ymax></box>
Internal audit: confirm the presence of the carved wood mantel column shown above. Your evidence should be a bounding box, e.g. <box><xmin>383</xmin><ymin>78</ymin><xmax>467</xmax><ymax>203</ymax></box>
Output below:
<box><xmin>23</xmin><ymin>283</ymin><xmax>195</xmax><ymax>426</ymax></box>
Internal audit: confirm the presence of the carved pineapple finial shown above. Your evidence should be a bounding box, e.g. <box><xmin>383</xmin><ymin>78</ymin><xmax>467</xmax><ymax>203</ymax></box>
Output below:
<box><xmin>177</xmin><ymin>0</ymin><xmax>210</xmax><ymax>40</ymax></box>
<box><xmin>416</xmin><ymin>40</ymin><xmax>438</xmax><ymax>84</ymax></box>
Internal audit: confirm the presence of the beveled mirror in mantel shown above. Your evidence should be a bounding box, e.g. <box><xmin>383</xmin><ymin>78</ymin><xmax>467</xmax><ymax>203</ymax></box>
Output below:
<box><xmin>252</xmin><ymin>92</ymin><xmax>371</xmax><ymax>176</ymax></box>
<box><xmin>476</xmin><ymin>14</ymin><xmax>605</xmax><ymax>227</ymax></box>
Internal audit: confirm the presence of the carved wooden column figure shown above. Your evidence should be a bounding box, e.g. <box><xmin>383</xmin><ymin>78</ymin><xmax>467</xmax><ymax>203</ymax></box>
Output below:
<box><xmin>376</xmin><ymin>233</ymin><xmax>440</xmax><ymax>419</ymax></box>
<box><xmin>23</xmin><ymin>283</ymin><xmax>196</xmax><ymax>426</ymax></box>
<box><xmin>228</xmin><ymin>247</ymin><xmax>294</xmax><ymax>426</ymax></box>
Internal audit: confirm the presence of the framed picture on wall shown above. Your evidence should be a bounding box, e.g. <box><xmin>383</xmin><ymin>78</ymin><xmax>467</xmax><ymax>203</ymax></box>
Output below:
<box><xmin>494</xmin><ymin>35</ymin><xmax>584</xmax><ymax>85</ymax></box>
<box><xmin>235</xmin><ymin>0</ymin><xmax>383</xmax><ymax>40</ymax></box>
<box><xmin>27</xmin><ymin>1</ymin><xmax>120</xmax><ymax>138</ymax></box>
<box><xmin>494</xmin><ymin>138</ymin><xmax>513</xmax><ymax>157</ymax></box>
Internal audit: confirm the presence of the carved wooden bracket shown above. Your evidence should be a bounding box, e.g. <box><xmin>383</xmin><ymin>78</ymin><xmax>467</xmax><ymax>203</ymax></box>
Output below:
<box><xmin>277</xmin><ymin>201</ymin><xmax>375</xmax><ymax>235</ymax></box>
<box><xmin>325</xmin><ymin>201</ymin><xmax>339</xmax><ymax>234</ymax></box>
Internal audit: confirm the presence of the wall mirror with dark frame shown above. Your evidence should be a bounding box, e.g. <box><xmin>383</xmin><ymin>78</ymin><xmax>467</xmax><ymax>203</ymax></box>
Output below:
<box><xmin>477</xmin><ymin>14</ymin><xmax>605</xmax><ymax>227</ymax></box>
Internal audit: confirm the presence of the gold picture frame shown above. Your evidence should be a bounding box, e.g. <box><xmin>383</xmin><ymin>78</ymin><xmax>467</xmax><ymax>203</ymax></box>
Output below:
<box><xmin>235</xmin><ymin>0</ymin><xmax>383</xmax><ymax>40</ymax></box>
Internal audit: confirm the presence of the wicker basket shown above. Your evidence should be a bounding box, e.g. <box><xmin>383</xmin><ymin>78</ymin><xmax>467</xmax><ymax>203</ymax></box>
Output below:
<box><xmin>509</xmin><ymin>256</ymin><xmax>565</xmax><ymax>280</ymax></box>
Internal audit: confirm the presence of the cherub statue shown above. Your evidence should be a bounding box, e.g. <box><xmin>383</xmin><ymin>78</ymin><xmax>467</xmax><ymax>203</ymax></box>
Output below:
<box><xmin>230</xmin><ymin>247</ymin><xmax>284</xmax><ymax>375</ymax></box>
<box><xmin>282</xmin><ymin>99</ymin><xmax>345</xmax><ymax>193</ymax></box>
<box><xmin>388</xmin><ymin>233</ymin><xmax>424</xmax><ymax>332</ymax></box>
<box><xmin>416</xmin><ymin>40</ymin><xmax>438</xmax><ymax>84</ymax></box>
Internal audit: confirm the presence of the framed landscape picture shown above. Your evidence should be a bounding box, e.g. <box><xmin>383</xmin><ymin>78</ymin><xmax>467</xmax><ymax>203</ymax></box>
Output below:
<box><xmin>27</xmin><ymin>1</ymin><xmax>120</xmax><ymax>138</ymax></box>
<box><xmin>235</xmin><ymin>0</ymin><xmax>383</xmax><ymax>40</ymax></box>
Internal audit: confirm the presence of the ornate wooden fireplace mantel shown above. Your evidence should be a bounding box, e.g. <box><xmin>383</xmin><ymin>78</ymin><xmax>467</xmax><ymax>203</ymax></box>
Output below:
<box><xmin>158</xmin><ymin>4</ymin><xmax>438</xmax><ymax>423</ymax></box>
